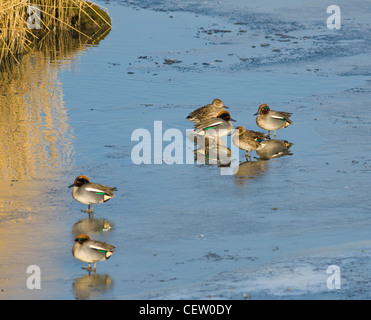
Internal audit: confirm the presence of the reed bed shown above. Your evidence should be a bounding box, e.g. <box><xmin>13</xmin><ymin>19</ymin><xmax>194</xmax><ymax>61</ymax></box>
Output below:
<box><xmin>0</xmin><ymin>0</ymin><xmax>111</xmax><ymax>65</ymax></box>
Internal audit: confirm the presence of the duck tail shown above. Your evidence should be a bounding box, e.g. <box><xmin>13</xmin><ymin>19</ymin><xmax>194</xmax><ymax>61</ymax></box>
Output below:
<box><xmin>284</xmin><ymin>118</ymin><xmax>293</xmax><ymax>126</ymax></box>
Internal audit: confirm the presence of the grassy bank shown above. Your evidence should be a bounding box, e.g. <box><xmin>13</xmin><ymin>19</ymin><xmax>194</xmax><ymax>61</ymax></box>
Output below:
<box><xmin>0</xmin><ymin>0</ymin><xmax>111</xmax><ymax>65</ymax></box>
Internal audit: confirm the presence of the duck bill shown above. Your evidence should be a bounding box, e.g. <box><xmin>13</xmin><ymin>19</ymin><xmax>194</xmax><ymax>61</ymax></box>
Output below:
<box><xmin>230</xmin><ymin>118</ymin><xmax>237</xmax><ymax>122</ymax></box>
<box><xmin>253</xmin><ymin>111</ymin><xmax>259</xmax><ymax>116</ymax></box>
<box><xmin>68</xmin><ymin>184</ymin><xmax>74</xmax><ymax>188</ymax></box>
<box><xmin>223</xmin><ymin>105</ymin><xmax>229</xmax><ymax>109</ymax></box>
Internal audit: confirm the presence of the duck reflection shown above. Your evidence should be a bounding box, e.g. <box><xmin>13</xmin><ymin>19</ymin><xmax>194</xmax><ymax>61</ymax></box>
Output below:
<box><xmin>187</xmin><ymin>130</ymin><xmax>232</xmax><ymax>166</ymax></box>
<box><xmin>233</xmin><ymin>139</ymin><xmax>293</xmax><ymax>184</ymax></box>
<box><xmin>256</xmin><ymin>140</ymin><xmax>293</xmax><ymax>160</ymax></box>
<box><xmin>195</xmin><ymin>138</ymin><xmax>232</xmax><ymax>165</ymax></box>
<box><xmin>72</xmin><ymin>273</ymin><xmax>113</xmax><ymax>300</ymax></box>
<box><xmin>72</xmin><ymin>217</ymin><xmax>113</xmax><ymax>237</ymax></box>
<box><xmin>234</xmin><ymin>159</ymin><xmax>268</xmax><ymax>180</ymax></box>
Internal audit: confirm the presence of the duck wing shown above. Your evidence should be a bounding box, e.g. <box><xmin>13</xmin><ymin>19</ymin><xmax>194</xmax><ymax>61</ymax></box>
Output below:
<box><xmin>187</xmin><ymin>104</ymin><xmax>219</xmax><ymax>122</ymax></box>
<box><xmin>245</xmin><ymin>130</ymin><xmax>269</xmax><ymax>142</ymax></box>
<box><xmin>194</xmin><ymin>117</ymin><xmax>225</xmax><ymax>132</ymax></box>
<box><xmin>270</xmin><ymin>110</ymin><xmax>293</xmax><ymax>124</ymax></box>
<box><xmin>85</xmin><ymin>183</ymin><xmax>117</xmax><ymax>196</ymax></box>
<box><xmin>89</xmin><ymin>240</ymin><xmax>116</xmax><ymax>253</ymax></box>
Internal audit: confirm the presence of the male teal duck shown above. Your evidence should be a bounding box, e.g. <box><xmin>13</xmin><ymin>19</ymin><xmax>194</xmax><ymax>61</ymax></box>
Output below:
<box><xmin>69</xmin><ymin>175</ymin><xmax>117</xmax><ymax>215</ymax></box>
<box><xmin>194</xmin><ymin>111</ymin><xmax>236</xmax><ymax>138</ymax></box>
<box><xmin>254</xmin><ymin>104</ymin><xmax>292</xmax><ymax>138</ymax></box>
<box><xmin>72</xmin><ymin>234</ymin><xmax>115</xmax><ymax>272</ymax></box>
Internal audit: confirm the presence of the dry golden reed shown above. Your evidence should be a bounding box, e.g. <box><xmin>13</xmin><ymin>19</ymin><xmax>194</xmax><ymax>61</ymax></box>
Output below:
<box><xmin>0</xmin><ymin>0</ymin><xmax>111</xmax><ymax>65</ymax></box>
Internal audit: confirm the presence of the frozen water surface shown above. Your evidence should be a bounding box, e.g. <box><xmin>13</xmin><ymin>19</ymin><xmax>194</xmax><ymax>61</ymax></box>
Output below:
<box><xmin>0</xmin><ymin>0</ymin><xmax>370</xmax><ymax>299</ymax></box>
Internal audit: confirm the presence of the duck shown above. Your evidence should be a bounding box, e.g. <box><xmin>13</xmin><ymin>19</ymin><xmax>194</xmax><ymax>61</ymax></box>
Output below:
<box><xmin>72</xmin><ymin>234</ymin><xmax>115</xmax><ymax>273</ymax></box>
<box><xmin>232</xmin><ymin>125</ymin><xmax>269</xmax><ymax>159</ymax></box>
<box><xmin>69</xmin><ymin>175</ymin><xmax>116</xmax><ymax>214</ymax></box>
<box><xmin>187</xmin><ymin>98</ymin><xmax>228</xmax><ymax>124</ymax></box>
<box><xmin>254</xmin><ymin>104</ymin><xmax>293</xmax><ymax>138</ymax></box>
<box><xmin>194</xmin><ymin>111</ymin><xmax>236</xmax><ymax>138</ymax></box>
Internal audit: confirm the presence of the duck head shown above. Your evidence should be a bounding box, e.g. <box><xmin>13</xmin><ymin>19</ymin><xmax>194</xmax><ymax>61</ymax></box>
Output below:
<box><xmin>254</xmin><ymin>104</ymin><xmax>270</xmax><ymax>116</ymax></box>
<box><xmin>74</xmin><ymin>234</ymin><xmax>91</xmax><ymax>244</ymax></box>
<box><xmin>69</xmin><ymin>175</ymin><xmax>90</xmax><ymax>188</ymax></box>
<box><xmin>217</xmin><ymin>111</ymin><xmax>236</xmax><ymax>122</ymax></box>
<box><xmin>212</xmin><ymin>98</ymin><xmax>228</xmax><ymax>109</ymax></box>
<box><xmin>232</xmin><ymin>126</ymin><xmax>246</xmax><ymax>136</ymax></box>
